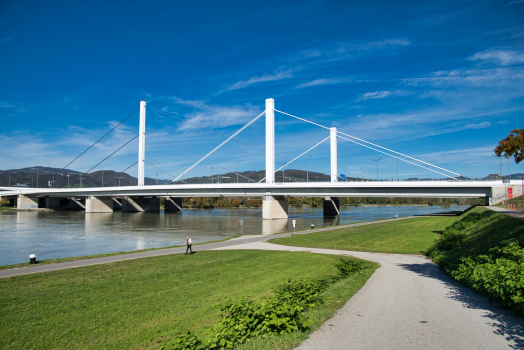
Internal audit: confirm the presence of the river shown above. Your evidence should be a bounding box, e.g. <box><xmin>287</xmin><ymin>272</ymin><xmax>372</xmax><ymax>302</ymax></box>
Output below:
<box><xmin>0</xmin><ymin>205</ymin><xmax>469</xmax><ymax>266</ymax></box>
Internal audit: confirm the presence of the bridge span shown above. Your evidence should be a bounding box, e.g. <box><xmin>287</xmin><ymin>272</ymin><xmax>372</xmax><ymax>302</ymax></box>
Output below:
<box><xmin>1</xmin><ymin>180</ymin><xmax>521</xmax><ymax>219</ymax></box>
<box><xmin>1</xmin><ymin>98</ymin><xmax>522</xmax><ymax>219</ymax></box>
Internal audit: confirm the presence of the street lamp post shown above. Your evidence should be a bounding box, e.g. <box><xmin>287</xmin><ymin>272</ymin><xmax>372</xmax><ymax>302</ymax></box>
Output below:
<box><xmin>396</xmin><ymin>153</ymin><xmax>399</xmax><ymax>181</ymax></box>
<box><xmin>359</xmin><ymin>168</ymin><xmax>363</xmax><ymax>181</ymax></box>
<box><xmin>281</xmin><ymin>162</ymin><xmax>286</xmax><ymax>182</ymax></box>
<box><xmin>491</xmin><ymin>155</ymin><xmax>502</xmax><ymax>179</ymax></box>
<box><xmin>306</xmin><ymin>156</ymin><xmax>312</xmax><ymax>182</ymax></box>
<box><xmin>67</xmin><ymin>175</ymin><xmax>70</xmax><ymax>189</ymax></box>
<box><xmin>237</xmin><ymin>160</ymin><xmax>243</xmax><ymax>183</ymax></box>
<box><xmin>369</xmin><ymin>158</ymin><xmax>383</xmax><ymax>181</ymax></box>
<box><xmin>507</xmin><ymin>156</ymin><xmax>511</xmax><ymax>181</ymax></box>
<box><xmin>151</xmin><ymin>173</ymin><xmax>158</xmax><ymax>185</ymax></box>
<box><xmin>79</xmin><ymin>175</ymin><xmax>84</xmax><ymax>188</ymax></box>
<box><xmin>116</xmin><ymin>177</ymin><xmax>124</xmax><ymax>186</ymax></box>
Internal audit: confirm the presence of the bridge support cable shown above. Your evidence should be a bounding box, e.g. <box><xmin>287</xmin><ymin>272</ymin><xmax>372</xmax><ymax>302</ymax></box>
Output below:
<box><xmin>148</xmin><ymin>107</ymin><xmax>268</xmax><ymax>153</ymax></box>
<box><xmin>102</xmin><ymin>161</ymin><xmax>138</xmax><ymax>186</ymax></box>
<box><xmin>258</xmin><ymin>136</ymin><xmax>331</xmax><ymax>183</ymax></box>
<box><xmin>149</xmin><ymin>107</ymin><xmax>328</xmax><ymax>175</ymax></box>
<box><xmin>274</xmin><ymin>109</ymin><xmax>463</xmax><ymax>179</ymax></box>
<box><xmin>84</xmin><ymin>134</ymin><xmax>139</xmax><ymax>174</ymax></box>
<box><xmin>336</xmin><ymin>134</ymin><xmax>455</xmax><ymax>179</ymax></box>
<box><xmin>60</xmin><ymin>108</ymin><xmax>139</xmax><ymax>171</ymax></box>
<box><xmin>334</xmin><ymin>130</ymin><xmax>463</xmax><ymax>178</ymax></box>
<box><xmin>172</xmin><ymin>111</ymin><xmax>266</xmax><ymax>183</ymax></box>
<box><xmin>144</xmin><ymin>161</ymin><xmax>178</xmax><ymax>180</ymax></box>
<box><xmin>145</xmin><ymin>133</ymin><xmax>255</xmax><ymax>183</ymax></box>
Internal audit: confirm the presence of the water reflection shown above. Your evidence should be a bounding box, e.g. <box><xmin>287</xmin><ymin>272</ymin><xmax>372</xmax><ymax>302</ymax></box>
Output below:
<box><xmin>0</xmin><ymin>205</ymin><xmax>469</xmax><ymax>265</ymax></box>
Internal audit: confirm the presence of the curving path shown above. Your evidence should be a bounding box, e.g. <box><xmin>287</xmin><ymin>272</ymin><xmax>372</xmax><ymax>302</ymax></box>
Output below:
<box><xmin>212</xmin><ymin>242</ymin><xmax>524</xmax><ymax>349</ymax></box>
<box><xmin>2</xmin><ymin>211</ymin><xmax>523</xmax><ymax>349</ymax></box>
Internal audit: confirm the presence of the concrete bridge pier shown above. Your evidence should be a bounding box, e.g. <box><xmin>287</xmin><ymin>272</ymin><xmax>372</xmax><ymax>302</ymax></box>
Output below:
<box><xmin>165</xmin><ymin>197</ymin><xmax>183</xmax><ymax>212</ymax></box>
<box><xmin>17</xmin><ymin>195</ymin><xmax>39</xmax><ymax>209</ymax></box>
<box><xmin>262</xmin><ymin>195</ymin><xmax>288</xmax><ymax>220</ymax></box>
<box><xmin>86</xmin><ymin>196</ymin><xmax>114</xmax><ymax>213</ymax></box>
<box><xmin>323</xmin><ymin>197</ymin><xmax>340</xmax><ymax>217</ymax></box>
<box><xmin>122</xmin><ymin>196</ymin><xmax>160</xmax><ymax>212</ymax></box>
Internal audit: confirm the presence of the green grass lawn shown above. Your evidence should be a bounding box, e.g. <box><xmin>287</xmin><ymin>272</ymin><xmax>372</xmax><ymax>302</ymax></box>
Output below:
<box><xmin>0</xmin><ymin>250</ymin><xmax>376</xmax><ymax>350</ymax></box>
<box><xmin>268</xmin><ymin>216</ymin><xmax>459</xmax><ymax>254</ymax></box>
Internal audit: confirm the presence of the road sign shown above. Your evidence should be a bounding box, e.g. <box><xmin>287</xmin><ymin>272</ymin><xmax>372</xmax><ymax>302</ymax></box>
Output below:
<box><xmin>292</xmin><ymin>220</ymin><xmax>296</xmax><ymax>227</ymax></box>
<box><xmin>340</xmin><ymin>174</ymin><xmax>346</xmax><ymax>181</ymax></box>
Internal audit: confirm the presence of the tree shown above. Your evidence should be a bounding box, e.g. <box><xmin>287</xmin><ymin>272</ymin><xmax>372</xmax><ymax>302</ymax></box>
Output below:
<box><xmin>494</xmin><ymin>129</ymin><xmax>524</xmax><ymax>164</ymax></box>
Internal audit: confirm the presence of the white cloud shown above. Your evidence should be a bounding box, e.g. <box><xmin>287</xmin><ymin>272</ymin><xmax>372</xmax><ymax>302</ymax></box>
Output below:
<box><xmin>506</xmin><ymin>0</ymin><xmax>524</xmax><ymax>6</ymax></box>
<box><xmin>469</xmin><ymin>49</ymin><xmax>524</xmax><ymax>66</ymax></box>
<box><xmin>0</xmin><ymin>33</ymin><xmax>13</xmax><ymax>45</ymax></box>
<box><xmin>355</xmin><ymin>90</ymin><xmax>411</xmax><ymax>101</ymax></box>
<box><xmin>171</xmin><ymin>98</ymin><xmax>262</xmax><ymax>131</ymax></box>
<box><xmin>295</xmin><ymin>78</ymin><xmax>350</xmax><ymax>89</ymax></box>
<box><xmin>222</xmin><ymin>69</ymin><xmax>294</xmax><ymax>92</ymax></box>
<box><xmin>415</xmin><ymin>146</ymin><xmax>496</xmax><ymax>165</ymax></box>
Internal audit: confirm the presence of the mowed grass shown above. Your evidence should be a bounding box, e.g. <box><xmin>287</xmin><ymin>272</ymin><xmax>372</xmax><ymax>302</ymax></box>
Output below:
<box><xmin>0</xmin><ymin>250</ymin><xmax>375</xmax><ymax>350</ymax></box>
<box><xmin>269</xmin><ymin>216</ymin><xmax>459</xmax><ymax>254</ymax></box>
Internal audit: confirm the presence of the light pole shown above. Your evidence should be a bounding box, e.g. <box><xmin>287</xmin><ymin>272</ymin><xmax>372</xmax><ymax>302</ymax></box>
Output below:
<box><xmin>116</xmin><ymin>177</ymin><xmax>124</xmax><ymax>186</ymax></box>
<box><xmin>396</xmin><ymin>153</ymin><xmax>399</xmax><ymax>181</ymax></box>
<box><xmin>359</xmin><ymin>168</ymin><xmax>363</xmax><ymax>181</ymax></box>
<box><xmin>237</xmin><ymin>160</ymin><xmax>243</xmax><ymax>183</ymax></box>
<box><xmin>101</xmin><ymin>170</ymin><xmax>104</xmax><ymax>187</ymax></box>
<box><xmin>492</xmin><ymin>155</ymin><xmax>502</xmax><ymax>178</ymax></box>
<box><xmin>306</xmin><ymin>156</ymin><xmax>312</xmax><ymax>182</ymax></box>
<box><xmin>205</xmin><ymin>166</ymin><xmax>214</xmax><ymax>183</ymax></box>
<box><xmin>67</xmin><ymin>175</ymin><xmax>70</xmax><ymax>189</ymax></box>
<box><xmin>151</xmin><ymin>173</ymin><xmax>158</xmax><ymax>185</ymax></box>
<box><xmin>369</xmin><ymin>158</ymin><xmax>382</xmax><ymax>180</ymax></box>
<box><xmin>507</xmin><ymin>156</ymin><xmax>511</xmax><ymax>181</ymax></box>
<box><xmin>281</xmin><ymin>162</ymin><xmax>286</xmax><ymax>182</ymax></box>
<box><xmin>79</xmin><ymin>175</ymin><xmax>84</xmax><ymax>188</ymax></box>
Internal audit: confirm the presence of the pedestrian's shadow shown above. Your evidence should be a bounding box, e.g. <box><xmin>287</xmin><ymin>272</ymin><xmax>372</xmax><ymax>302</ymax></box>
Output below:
<box><xmin>398</xmin><ymin>262</ymin><xmax>524</xmax><ymax>349</ymax></box>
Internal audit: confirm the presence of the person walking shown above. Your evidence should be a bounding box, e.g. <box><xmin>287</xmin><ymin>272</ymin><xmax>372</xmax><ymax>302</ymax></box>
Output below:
<box><xmin>186</xmin><ymin>236</ymin><xmax>193</xmax><ymax>255</ymax></box>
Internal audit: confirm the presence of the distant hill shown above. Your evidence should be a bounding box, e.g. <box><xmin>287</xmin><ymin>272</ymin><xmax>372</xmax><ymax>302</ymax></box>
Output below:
<box><xmin>0</xmin><ymin>166</ymin><xmax>341</xmax><ymax>188</ymax></box>
<box><xmin>2</xmin><ymin>166</ymin><xmax>521</xmax><ymax>188</ymax></box>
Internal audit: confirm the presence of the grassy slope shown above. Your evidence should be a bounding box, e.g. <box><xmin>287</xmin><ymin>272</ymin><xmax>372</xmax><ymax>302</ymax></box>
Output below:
<box><xmin>0</xmin><ymin>250</ymin><xmax>376</xmax><ymax>350</ymax></box>
<box><xmin>431</xmin><ymin>207</ymin><xmax>524</xmax><ymax>268</ymax></box>
<box><xmin>268</xmin><ymin>216</ymin><xmax>458</xmax><ymax>254</ymax></box>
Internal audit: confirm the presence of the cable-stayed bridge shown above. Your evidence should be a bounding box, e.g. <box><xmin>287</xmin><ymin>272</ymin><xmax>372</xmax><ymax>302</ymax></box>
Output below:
<box><xmin>1</xmin><ymin>99</ymin><xmax>521</xmax><ymax>219</ymax></box>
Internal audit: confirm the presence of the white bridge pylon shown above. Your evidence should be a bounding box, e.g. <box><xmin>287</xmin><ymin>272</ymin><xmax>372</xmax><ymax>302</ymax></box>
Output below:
<box><xmin>136</xmin><ymin>98</ymin><xmax>464</xmax><ymax>187</ymax></box>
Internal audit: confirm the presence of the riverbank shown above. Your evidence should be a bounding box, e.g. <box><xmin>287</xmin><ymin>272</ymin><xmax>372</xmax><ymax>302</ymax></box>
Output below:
<box><xmin>0</xmin><ymin>249</ymin><xmax>377</xmax><ymax>350</ymax></box>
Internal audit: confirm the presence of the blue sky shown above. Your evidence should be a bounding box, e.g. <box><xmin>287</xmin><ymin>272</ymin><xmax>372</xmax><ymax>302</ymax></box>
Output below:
<box><xmin>1</xmin><ymin>0</ymin><xmax>523</xmax><ymax>181</ymax></box>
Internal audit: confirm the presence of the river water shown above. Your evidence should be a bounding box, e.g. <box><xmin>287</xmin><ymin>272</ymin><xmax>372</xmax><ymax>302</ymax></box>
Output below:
<box><xmin>0</xmin><ymin>205</ymin><xmax>469</xmax><ymax>266</ymax></box>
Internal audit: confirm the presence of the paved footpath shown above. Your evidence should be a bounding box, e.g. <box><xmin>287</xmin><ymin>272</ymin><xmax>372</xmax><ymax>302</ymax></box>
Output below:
<box><xmin>212</xmin><ymin>241</ymin><xmax>524</xmax><ymax>349</ymax></box>
<box><xmin>2</xmin><ymin>210</ymin><xmax>524</xmax><ymax>349</ymax></box>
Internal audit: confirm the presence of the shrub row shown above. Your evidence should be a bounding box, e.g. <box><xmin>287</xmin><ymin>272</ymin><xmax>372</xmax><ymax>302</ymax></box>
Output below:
<box><xmin>155</xmin><ymin>259</ymin><xmax>364</xmax><ymax>350</ymax></box>
<box><xmin>426</xmin><ymin>208</ymin><xmax>524</xmax><ymax>316</ymax></box>
<box><xmin>451</xmin><ymin>239</ymin><xmax>524</xmax><ymax>315</ymax></box>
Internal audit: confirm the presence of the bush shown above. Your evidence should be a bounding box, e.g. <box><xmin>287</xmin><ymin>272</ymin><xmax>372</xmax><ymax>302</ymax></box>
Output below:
<box><xmin>156</xmin><ymin>258</ymin><xmax>363</xmax><ymax>349</ymax></box>
<box><xmin>450</xmin><ymin>239</ymin><xmax>524</xmax><ymax>314</ymax></box>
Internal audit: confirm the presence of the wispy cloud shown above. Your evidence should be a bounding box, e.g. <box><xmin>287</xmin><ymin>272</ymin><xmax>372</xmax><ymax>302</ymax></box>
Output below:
<box><xmin>506</xmin><ymin>0</ymin><xmax>524</xmax><ymax>7</ymax></box>
<box><xmin>0</xmin><ymin>33</ymin><xmax>13</xmax><ymax>45</ymax></box>
<box><xmin>416</xmin><ymin>146</ymin><xmax>496</xmax><ymax>165</ymax></box>
<box><xmin>221</xmin><ymin>38</ymin><xmax>411</xmax><ymax>93</ymax></box>
<box><xmin>295</xmin><ymin>78</ymin><xmax>350</xmax><ymax>89</ymax></box>
<box><xmin>222</xmin><ymin>69</ymin><xmax>294</xmax><ymax>92</ymax></box>
<box><xmin>171</xmin><ymin>98</ymin><xmax>262</xmax><ymax>131</ymax></box>
<box><xmin>469</xmin><ymin>48</ymin><xmax>524</xmax><ymax>66</ymax></box>
<box><xmin>355</xmin><ymin>90</ymin><xmax>411</xmax><ymax>101</ymax></box>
